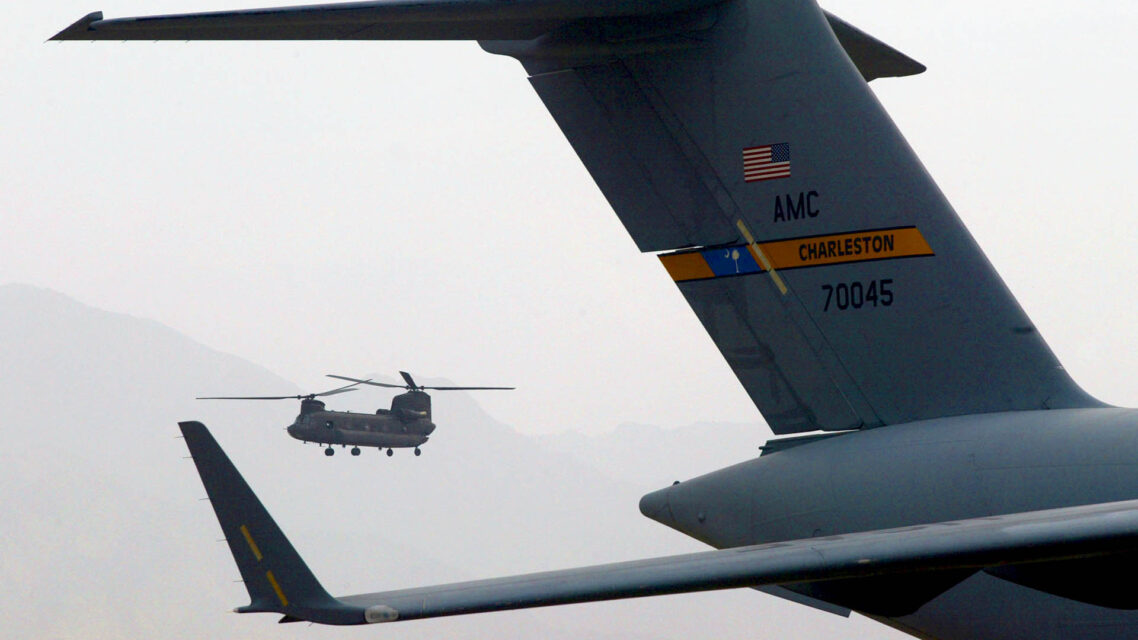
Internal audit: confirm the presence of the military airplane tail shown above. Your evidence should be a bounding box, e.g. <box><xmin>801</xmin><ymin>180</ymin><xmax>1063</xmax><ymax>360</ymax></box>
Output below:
<box><xmin>57</xmin><ymin>0</ymin><xmax>1103</xmax><ymax>435</ymax></box>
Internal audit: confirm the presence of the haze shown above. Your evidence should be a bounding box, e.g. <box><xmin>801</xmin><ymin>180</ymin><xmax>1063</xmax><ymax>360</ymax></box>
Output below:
<box><xmin>1</xmin><ymin>0</ymin><xmax>1137</xmax><ymax>637</ymax></box>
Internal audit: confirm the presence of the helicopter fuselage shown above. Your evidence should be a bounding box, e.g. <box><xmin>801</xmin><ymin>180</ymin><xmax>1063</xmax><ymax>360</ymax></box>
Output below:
<box><xmin>287</xmin><ymin>395</ymin><xmax>436</xmax><ymax>453</ymax></box>
<box><xmin>287</xmin><ymin>410</ymin><xmax>434</xmax><ymax>449</ymax></box>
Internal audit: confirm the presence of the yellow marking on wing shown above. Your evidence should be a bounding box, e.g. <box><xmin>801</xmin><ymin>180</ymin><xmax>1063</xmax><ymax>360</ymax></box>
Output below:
<box><xmin>659</xmin><ymin>252</ymin><xmax>716</xmax><ymax>282</ymax></box>
<box><xmin>266</xmin><ymin>571</ymin><xmax>289</xmax><ymax>607</ymax></box>
<box><xmin>737</xmin><ymin>219</ymin><xmax>788</xmax><ymax>295</ymax></box>
<box><xmin>240</xmin><ymin>525</ymin><xmax>263</xmax><ymax>562</ymax></box>
<box><xmin>762</xmin><ymin>227</ymin><xmax>933</xmax><ymax>270</ymax></box>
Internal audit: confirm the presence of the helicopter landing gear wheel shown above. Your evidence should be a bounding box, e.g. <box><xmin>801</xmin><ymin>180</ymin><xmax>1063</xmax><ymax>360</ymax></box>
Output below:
<box><xmin>351</xmin><ymin>447</ymin><xmax>361</xmax><ymax>456</ymax></box>
<box><xmin>386</xmin><ymin>448</ymin><xmax>394</xmax><ymax>457</ymax></box>
<box><xmin>324</xmin><ymin>447</ymin><xmax>334</xmax><ymax>456</ymax></box>
<box><xmin>414</xmin><ymin>447</ymin><xmax>421</xmax><ymax>457</ymax></box>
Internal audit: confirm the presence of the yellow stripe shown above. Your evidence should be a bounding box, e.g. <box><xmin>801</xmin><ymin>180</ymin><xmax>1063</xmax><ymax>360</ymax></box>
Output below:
<box><xmin>240</xmin><ymin>525</ymin><xmax>263</xmax><ymax>562</ymax></box>
<box><xmin>266</xmin><ymin>571</ymin><xmax>289</xmax><ymax>607</ymax></box>
<box><xmin>659</xmin><ymin>227</ymin><xmax>934</xmax><ymax>284</ymax></box>
<box><xmin>737</xmin><ymin>219</ymin><xmax>788</xmax><ymax>295</ymax></box>
<box><xmin>763</xmin><ymin>227</ymin><xmax>933</xmax><ymax>270</ymax></box>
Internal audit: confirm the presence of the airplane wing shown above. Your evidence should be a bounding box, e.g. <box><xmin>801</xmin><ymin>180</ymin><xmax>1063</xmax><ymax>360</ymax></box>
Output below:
<box><xmin>179</xmin><ymin>420</ymin><xmax>1138</xmax><ymax>624</ymax></box>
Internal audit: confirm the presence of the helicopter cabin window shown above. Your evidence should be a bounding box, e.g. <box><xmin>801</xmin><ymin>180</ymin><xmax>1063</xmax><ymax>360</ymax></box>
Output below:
<box><xmin>324</xmin><ymin>420</ymin><xmax>334</xmax><ymax>429</ymax></box>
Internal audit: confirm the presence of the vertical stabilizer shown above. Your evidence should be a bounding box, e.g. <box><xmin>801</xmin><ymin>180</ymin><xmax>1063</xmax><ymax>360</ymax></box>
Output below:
<box><xmin>485</xmin><ymin>0</ymin><xmax>1101</xmax><ymax>433</ymax></box>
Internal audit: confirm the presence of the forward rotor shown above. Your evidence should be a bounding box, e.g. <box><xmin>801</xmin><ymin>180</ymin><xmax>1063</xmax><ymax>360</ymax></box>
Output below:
<box><xmin>197</xmin><ymin>379</ymin><xmax>368</xmax><ymax>401</ymax></box>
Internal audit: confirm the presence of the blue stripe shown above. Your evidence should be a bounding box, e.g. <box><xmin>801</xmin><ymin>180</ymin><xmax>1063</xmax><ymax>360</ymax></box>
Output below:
<box><xmin>701</xmin><ymin>246</ymin><xmax>762</xmax><ymax>277</ymax></box>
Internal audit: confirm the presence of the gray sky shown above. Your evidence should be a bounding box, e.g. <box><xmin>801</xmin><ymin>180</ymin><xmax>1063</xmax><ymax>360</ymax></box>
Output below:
<box><xmin>4</xmin><ymin>2</ymin><xmax>1138</xmax><ymax>639</ymax></box>
<box><xmin>3</xmin><ymin>0</ymin><xmax>1138</xmax><ymax>437</ymax></box>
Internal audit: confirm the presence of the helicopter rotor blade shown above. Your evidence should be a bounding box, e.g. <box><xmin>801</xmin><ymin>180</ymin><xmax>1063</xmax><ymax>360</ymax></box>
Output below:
<box><xmin>326</xmin><ymin>374</ymin><xmax>407</xmax><ymax>389</ymax></box>
<box><xmin>197</xmin><ymin>395</ymin><xmax>307</xmax><ymax>400</ymax></box>
<box><xmin>315</xmin><ymin>379</ymin><xmax>369</xmax><ymax>396</ymax></box>
<box><xmin>325</xmin><ymin>373</ymin><xmax>515</xmax><ymax>392</ymax></box>
<box><xmin>420</xmin><ymin>386</ymin><xmax>516</xmax><ymax>391</ymax></box>
<box><xmin>197</xmin><ymin>383</ymin><xmax>362</xmax><ymax>402</ymax></box>
<box><xmin>314</xmin><ymin>387</ymin><xmax>360</xmax><ymax>397</ymax></box>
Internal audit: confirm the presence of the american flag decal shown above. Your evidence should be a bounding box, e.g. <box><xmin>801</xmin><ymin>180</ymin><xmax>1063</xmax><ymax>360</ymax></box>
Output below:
<box><xmin>743</xmin><ymin>143</ymin><xmax>791</xmax><ymax>182</ymax></box>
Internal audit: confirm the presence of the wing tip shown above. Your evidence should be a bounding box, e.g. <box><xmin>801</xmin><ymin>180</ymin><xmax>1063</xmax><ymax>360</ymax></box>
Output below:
<box><xmin>51</xmin><ymin>11</ymin><xmax>105</xmax><ymax>41</ymax></box>
<box><xmin>177</xmin><ymin>421</ymin><xmax>212</xmax><ymax>447</ymax></box>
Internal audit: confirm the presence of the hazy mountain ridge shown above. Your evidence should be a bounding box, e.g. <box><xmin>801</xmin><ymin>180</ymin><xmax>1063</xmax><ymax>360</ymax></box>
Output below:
<box><xmin>0</xmin><ymin>284</ymin><xmax>897</xmax><ymax>639</ymax></box>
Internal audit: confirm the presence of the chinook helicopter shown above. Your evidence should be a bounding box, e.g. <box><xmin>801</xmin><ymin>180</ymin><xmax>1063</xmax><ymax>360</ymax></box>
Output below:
<box><xmin>198</xmin><ymin>372</ymin><xmax>513</xmax><ymax>457</ymax></box>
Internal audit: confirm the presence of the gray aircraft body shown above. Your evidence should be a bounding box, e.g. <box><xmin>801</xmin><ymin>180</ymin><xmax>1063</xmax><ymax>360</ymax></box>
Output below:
<box><xmin>54</xmin><ymin>1</ymin><xmax>1138</xmax><ymax>637</ymax></box>
<box><xmin>285</xmin><ymin>395</ymin><xmax>434</xmax><ymax>455</ymax></box>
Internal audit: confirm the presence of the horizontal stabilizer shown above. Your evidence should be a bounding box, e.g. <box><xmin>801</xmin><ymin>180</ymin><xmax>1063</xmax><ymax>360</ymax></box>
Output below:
<box><xmin>49</xmin><ymin>0</ymin><xmax>925</xmax><ymax>82</ymax></box>
<box><xmin>180</xmin><ymin>421</ymin><xmax>1138</xmax><ymax>625</ymax></box>
<box><xmin>51</xmin><ymin>0</ymin><xmax>725</xmax><ymax>41</ymax></box>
